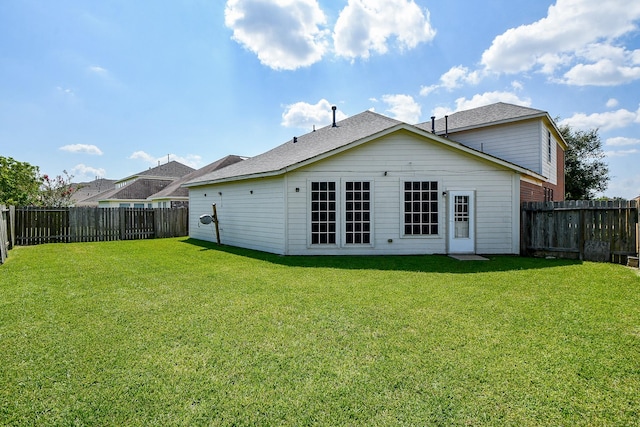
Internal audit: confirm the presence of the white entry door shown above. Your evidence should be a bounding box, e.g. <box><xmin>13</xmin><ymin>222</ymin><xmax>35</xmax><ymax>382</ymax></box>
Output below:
<box><xmin>448</xmin><ymin>191</ymin><xmax>475</xmax><ymax>254</ymax></box>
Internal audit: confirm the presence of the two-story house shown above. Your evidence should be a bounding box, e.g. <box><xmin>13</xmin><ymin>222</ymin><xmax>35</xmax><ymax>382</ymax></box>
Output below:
<box><xmin>184</xmin><ymin>103</ymin><xmax>564</xmax><ymax>256</ymax></box>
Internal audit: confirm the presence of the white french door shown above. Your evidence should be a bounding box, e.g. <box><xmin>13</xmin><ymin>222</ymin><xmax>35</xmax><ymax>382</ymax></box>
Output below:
<box><xmin>448</xmin><ymin>191</ymin><xmax>475</xmax><ymax>254</ymax></box>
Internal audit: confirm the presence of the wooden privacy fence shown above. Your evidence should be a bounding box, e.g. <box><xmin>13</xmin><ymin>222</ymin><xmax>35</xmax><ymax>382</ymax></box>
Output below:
<box><xmin>14</xmin><ymin>207</ymin><xmax>189</xmax><ymax>246</ymax></box>
<box><xmin>0</xmin><ymin>205</ymin><xmax>16</xmax><ymax>264</ymax></box>
<box><xmin>521</xmin><ymin>200</ymin><xmax>638</xmax><ymax>264</ymax></box>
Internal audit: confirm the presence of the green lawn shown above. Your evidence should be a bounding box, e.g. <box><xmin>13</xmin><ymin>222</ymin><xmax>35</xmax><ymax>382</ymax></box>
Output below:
<box><xmin>1</xmin><ymin>238</ymin><xmax>639</xmax><ymax>426</ymax></box>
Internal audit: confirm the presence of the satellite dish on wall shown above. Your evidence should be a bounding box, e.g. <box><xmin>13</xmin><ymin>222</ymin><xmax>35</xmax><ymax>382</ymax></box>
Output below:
<box><xmin>199</xmin><ymin>214</ymin><xmax>213</xmax><ymax>225</ymax></box>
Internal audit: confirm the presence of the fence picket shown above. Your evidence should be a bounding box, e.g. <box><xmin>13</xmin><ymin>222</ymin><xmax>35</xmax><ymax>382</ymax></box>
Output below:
<box><xmin>521</xmin><ymin>200</ymin><xmax>638</xmax><ymax>264</ymax></box>
<box><xmin>11</xmin><ymin>207</ymin><xmax>188</xmax><ymax>246</ymax></box>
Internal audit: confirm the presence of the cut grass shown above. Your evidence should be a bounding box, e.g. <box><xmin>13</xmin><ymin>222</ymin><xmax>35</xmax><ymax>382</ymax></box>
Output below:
<box><xmin>1</xmin><ymin>238</ymin><xmax>639</xmax><ymax>426</ymax></box>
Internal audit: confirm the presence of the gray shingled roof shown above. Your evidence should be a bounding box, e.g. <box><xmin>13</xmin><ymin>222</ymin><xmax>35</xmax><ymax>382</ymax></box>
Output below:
<box><xmin>152</xmin><ymin>155</ymin><xmax>245</xmax><ymax>199</ymax></box>
<box><xmin>72</xmin><ymin>178</ymin><xmax>117</xmax><ymax>203</ymax></box>
<box><xmin>415</xmin><ymin>102</ymin><xmax>547</xmax><ymax>134</ymax></box>
<box><xmin>118</xmin><ymin>160</ymin><xmax>195</xmax><ymax>183</ymax></box>
<box><xmin>185</xmin><ymin>110</ymin><xmax>402</xmax><ymax>186</ymax></box>
<box><xmin>80</xmin><ymin>178</ymin><xmax>175</xmax><ymax>203</ymax></box>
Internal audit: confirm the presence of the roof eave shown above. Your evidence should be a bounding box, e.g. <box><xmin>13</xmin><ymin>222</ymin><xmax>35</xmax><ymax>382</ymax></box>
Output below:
<box><xmin>184</xmin><ymin>123</ymin><xmax>407</xmax><ymax>187</ymax></box>
<box><xmin>438</xmin><ymin>112</ymin><xmax>569</xmax><ymax>151</ymax></box>
<box><xmin>437</xmin><ymin>112</ymin><xmax>547</xmax><ymax>135</ymax></box>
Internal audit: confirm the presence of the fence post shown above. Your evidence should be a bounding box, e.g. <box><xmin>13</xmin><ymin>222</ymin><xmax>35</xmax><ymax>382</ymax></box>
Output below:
<box><xmin>0</xmin><ymin>205</ymin><xmax>8</xmax><ymax>264</ymax></box>
<box><xmin>9</xmin><ymin>205</ymin><xmax>15</xmax><ymax>249</ymax></box>
<box><xmin>119</xmin><ymin>207</ymin><xmax>126</xmax><ymax>240</ymax></box>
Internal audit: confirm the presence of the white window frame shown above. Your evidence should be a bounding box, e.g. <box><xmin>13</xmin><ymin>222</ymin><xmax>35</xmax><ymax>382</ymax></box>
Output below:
<box><xmin>308</xmin><ymin>180</ymin><xmax>338</xmax><ymax>247</ymax></box>
<box><xmin>342</xmin><ymin>180</ymin><xmax>374</xmax><ymax>247</ymax></box>
<box><xmin>400</xmin><ymin>180</ymin><xmax>441</xmax><ymax>238</ymax></box>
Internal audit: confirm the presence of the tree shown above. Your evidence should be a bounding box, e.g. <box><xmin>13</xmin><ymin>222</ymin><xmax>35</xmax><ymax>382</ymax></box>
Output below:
<box><xmin>0</xmin><ymin>156</ymin><xmax>42</xmax><ymax>206</ymax></box>
<box><xmin>558</xmin><ymin>123</ymin><xmax>610</xmax><ymax>200</ymax></box>
<box><xmin>39</xmin><ymin>170</ymin><xmax>77</xmax><ymax>207</ymax></box>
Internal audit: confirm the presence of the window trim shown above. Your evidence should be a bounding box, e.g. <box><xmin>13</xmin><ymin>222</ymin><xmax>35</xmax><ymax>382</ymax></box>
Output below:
<box><xmin>342</xmin><ymin>180</ymin><xmax>374</xmax><ymax>247</ymax></box>
<box><xmin>400</xmin><ymin>180</ymin><xmax>441</xmax><ymax>239</ymax></box>
<box><xmin>307</xmin><ymin>180</ymin><xmax>339</xmax><ymax>247</ymax></box>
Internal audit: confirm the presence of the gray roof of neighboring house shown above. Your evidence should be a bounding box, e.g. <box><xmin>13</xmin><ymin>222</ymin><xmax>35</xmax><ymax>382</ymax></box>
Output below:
<box><xmin>415</xmin><ymin>102</ymin><xmax>548</xmax><ymax>134</ymax></box>
<box><xmin>72</xmin><ymin>178</ymin><xmax>117</xmax><ymax>203</ymax></box>
<box><xmin>185</xmin><ymin>111</ymin><xmax>402</xmax><ymax>186</ymax></box>
<box><xmin>80</xmin><ymin>178</ymin><xmax>175</xmax><ymax>204</ymax></box>
<box><xmin>117</xmin><ymin>160</ymin><xmax>195</xmax><ymax>183</ymax></box>
<box><xmin>151</xmin><ymin>155</ymin><xmax>246</xmax><ymax>199</ymax></box>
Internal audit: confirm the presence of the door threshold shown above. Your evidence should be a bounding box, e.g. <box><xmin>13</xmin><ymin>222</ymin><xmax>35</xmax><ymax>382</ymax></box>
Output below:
<box><xmin>449</xmin><ymin>254</ymin><xmax>489</xmax><ymax>261</ymax></box>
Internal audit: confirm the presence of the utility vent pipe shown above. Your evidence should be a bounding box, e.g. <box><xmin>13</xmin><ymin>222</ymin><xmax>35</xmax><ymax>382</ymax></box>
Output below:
<box><xmin>430</xmin><ymin>116</ymin><xmax>436</xmax><ymax>133</ymax></box>
<box><xmin>445</xmin><ymin>115</ymin><xmax>449</xmax><ymax>138</ymax></box>
<box><xmin>331</xmin><ymin>106</ymin><xmax>337</xmax><ymax>127</ymax></box>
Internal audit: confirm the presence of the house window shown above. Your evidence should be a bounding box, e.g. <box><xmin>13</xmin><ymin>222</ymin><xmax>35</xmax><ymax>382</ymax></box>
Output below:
<box><xmin>403</xmin><ymin>181</ymin><xmax>438</xmax><ymax>235</ymax></box>
<box><xmin>544</xmin><ymin>187</ymin><xmax>554</xmax><ymax>202</ymax></box>
<box><xmin>311</xmin><ymin>181</ymin><xmax>336</xmax><ymax>244</ymax></box>
<box><xmin>133</xmin><ymin>203</ymin><xmax>145</xmax><ymax>208</ymax></box>
<box><xmin>345</xmin><ymin>181</ymin><xmax>371</xmax><ymax>244</ymax></box>
<box><xmin>548</xmin><ymin>131</ymin><xmax>552</xmax><ymax>162</ymax></box>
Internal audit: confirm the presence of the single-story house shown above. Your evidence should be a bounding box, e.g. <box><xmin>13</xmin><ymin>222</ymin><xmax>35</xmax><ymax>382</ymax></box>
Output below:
<box><xmin>184</xmin><ymin>103</ymin><xmax>560</xmax><ymax>256</ymax></box>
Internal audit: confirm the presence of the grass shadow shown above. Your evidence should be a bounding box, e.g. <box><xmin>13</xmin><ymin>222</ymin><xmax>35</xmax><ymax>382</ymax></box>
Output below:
<box><xmin>180</xmin><ymin>238</ymin><xmax>582</xmax><ymax>274</ymax></box>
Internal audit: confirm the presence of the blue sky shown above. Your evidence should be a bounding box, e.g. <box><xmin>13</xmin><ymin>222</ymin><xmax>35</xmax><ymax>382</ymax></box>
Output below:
<box><xmin>1</xmin><ymin>0</ymin><xmax>639</xmax><ymax>199</ymax></box>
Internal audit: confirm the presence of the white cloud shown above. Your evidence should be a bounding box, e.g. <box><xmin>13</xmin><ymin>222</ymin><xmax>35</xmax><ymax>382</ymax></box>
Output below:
<box><xmin>333</xmin><ymin>0</ymin><xmax>436</xmax><ymax>60</ymax></box>
<box><xmin>56</xmin><ymin>86</ymin><xmax>75</xmax><ymax>96</ymax></box>
<box><xmin>431</xmin><ymin>91</ymin><xmax>532</xmax><ymax>118</ymax></box>
<box><xmin>129</xmin><ymin>151</ymin><xmax>156</xmax><ymax>163</ymax></box>
<box><xmin>381</xmin><ymin>94</ymin><xmax>421</xmax><ymax>123</ymax></box>
<box><xmin>419</xmin><ymin>84</ymin><xmax>437</xmax><ymax>97</ymax></box>
<box><xmin>129</xmin><ymin>151</ymin><xmax>203</xmax><ymax>169</ymax></box>
<box><xmin>420</xmin><ymin>65</ymin><xmax>481</xmax><ymax>96</ymax></box>
<box><xmin>562</xmin><ymin>57</ymin><xmax>640</xmax><ymax>86</ymax></box>
<box><xmin>71</xmin><ymin>164</ymin><xmax>106</xmax><ymax>180</ymax></box>
<box><xmin>224</xmin><ymin>0</ymin><xmax>329</xmax><ymax>70</ymax></box>
<box><xmin>604</xmin><ymin>148</ymin><xmax>640</xmax><ymax>157</ymax></box>
<box><xmin>511</xmin><ymin>80</ymin><xmax>524</xmax><ymax>91</ymax></box>
<box><xmin>606</xmin><ymin>98</ymin><xmax>619</xmax><ymax>108</ymax></box>
<box><xmin>59</xmin><ymin>144</ymin><xmax>103</xmax><ymax>155</ymax></box>
<box><xmin>88</xmin><ymin>65</ymin><xmax>109</xmax><ymax>76</ymax></box>
<box><xmin>606</xmin><ymin>173</ymin><xmax>640</xmax><ymax>199</ymax></box>
<box><xmin>606</xmin><ymin>136</ymin><xmax>640</xmax><ymax>147</ymax></box>
<box><xmin>560</xmin><ymin>106</ymin><xmax>640</xmax><ymax>131</ymax></box>
<box><xmin>281</xmin><ymin>99</ymin><xmax>347</xmax><ymax>129</ymax></box>
<box><xmin>480</xmin><ymin>0</ymin><xmax>640</xmax><ymax>86</ymax></box>
<box><xmin>439</xmin><ymin>66</ymin><xmax>480</xmax><ymax>90</ymax></box>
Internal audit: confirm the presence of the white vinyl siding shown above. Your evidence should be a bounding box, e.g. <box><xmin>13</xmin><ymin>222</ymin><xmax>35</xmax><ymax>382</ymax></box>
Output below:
<box><xmin>447</xmin><ymin>121</ymin><xmax>542</xmax><ymax>175</ymax></box>
<box><xmin>285</xmin><ymin>130</ymin><xmax>519</xmax><ymax>255</ymax></box>
<box><xmin>188</xmin><ymin>177</ymin><xmax>286</xmax><ymax>254</ymax></box>
<box><xmin>541</xmin><ymin>123</ymin><xmax>558</xmax><ymax>185</ymax></box>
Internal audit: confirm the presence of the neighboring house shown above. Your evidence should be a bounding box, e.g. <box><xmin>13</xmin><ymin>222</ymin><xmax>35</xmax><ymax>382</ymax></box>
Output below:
<box><xmin>185</xmin><ymin>104</ymin><xmax>556</xmax><ymax>256</ymax></box>
<box><xmin>72</xmin><ymin>178</ymin><xmax>117</xmax><ymax>206</ymax></box>
<box><xmin>149</xmin><ymin>155</ymin><xmax>246</xmax><ymax>208</ymax></box>
<box><xmin>81</xmin><ymin>161</ymin><xmax>195</xmax><ymax>208</ymax></box>
<box><xmin>415</xmin><ymin>102</ymin><xmax>566</xmax><ymax>202</ymax></box>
